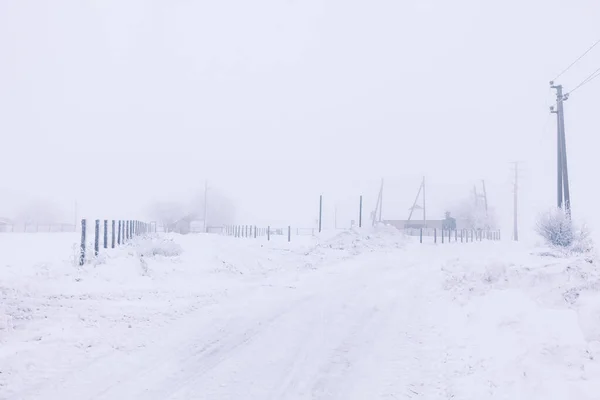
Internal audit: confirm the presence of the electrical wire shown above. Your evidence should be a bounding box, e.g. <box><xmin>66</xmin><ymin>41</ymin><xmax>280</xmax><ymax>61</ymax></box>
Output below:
<box><xmin>552</xmin><ymin>38</ymin><xmax>600</xmax><ymax>82</ymax></box>
<box><xmin>568</xmin><ymin>66</ymin><xmax>600</xmax><ymax>94</ymax></box>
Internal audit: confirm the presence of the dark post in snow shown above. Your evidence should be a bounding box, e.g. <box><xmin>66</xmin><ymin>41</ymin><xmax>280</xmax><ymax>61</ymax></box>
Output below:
<box><xmin>111</xmin><ymin>220</ymin><xmax>116</xmax><ymax>248</ymax></box>
<box><xmin>319</xmin><ymin>195</ymin><xmax>323</xmax><ymax>233</ymax></box>
<box><xmin>441</xmin><ymin>229</ymin><xmax>444</xmax><ymax>244</ymax></box>
<box><xmin>461</xmin><ymin>229</ymin><xmax>464</xmax><ymax>243</ymax></box>
<box><xmin>455</xmin><ymin>229</ymin><xmax>458</xmax><ymax>242</ymax></box>
<box><xmin>288</xmin><ymin>226</ymin><xmax>291</xmax><ymax>242</ymax></box>
<box><xmin>94</xmin><ymin>219</ymin><xmax>100</xmax><ymax>257</ymax></box>
<box><xmin>359</xmin><ymin>195</ymin><xmax>363</xmax><ymax>228</ymax></box>
<box><xmin>118</xmin><ymin>220</ymin><xmax>122</xmax><ymax>245</ymax></box>
<box><xmin>420</xmin><ymin>228</ymin><xmax>423</xmax><ymax>244</ymax></box>
<box><xmin>79</xmin><ymin>219</ymin><xmax>87</xmax><ymax>266</ymax></box>
<box><xmin>103</xmin><ymin>220</ymin><xmax>108</xmax><ymax>249</ymax></box>
<box><xmin>267</xmin><ymin>226</ymin><xmax>271</xmax><ymax>241</ymax></box>
<box><xmin>254</xmin><ymin>226</ymin><xmax>257</xmax><ymax>239</ymax></box>
<box><xmin>434</xmin><ymin>228</ymin><xmax>437</xmax><ymax>244</ymax></box>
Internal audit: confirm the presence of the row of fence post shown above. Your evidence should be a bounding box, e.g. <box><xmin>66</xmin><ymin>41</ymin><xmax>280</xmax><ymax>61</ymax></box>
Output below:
<box><xmin>224</xmin><ymin>225</ymin><xmax>295</xmax><ymax>242</ymax></box>
<box><xmin>79</xmin><ymin>219</ymin><xmax>151</xmax><ymax>265</ymax></box>
<box><xmin>419</xmin><ymin>228</ymin><xmax>501</xmax><ymax>244</ymax></box>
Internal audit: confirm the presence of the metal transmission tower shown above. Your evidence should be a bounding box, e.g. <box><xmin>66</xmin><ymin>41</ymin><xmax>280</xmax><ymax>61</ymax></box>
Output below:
<box><xmin>550</xmin><ymin>82</ymin><xmax>571</xmax><ymax>217</ymax></box>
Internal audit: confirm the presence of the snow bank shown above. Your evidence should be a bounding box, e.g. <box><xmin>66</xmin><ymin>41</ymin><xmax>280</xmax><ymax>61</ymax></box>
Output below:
<box><xmin>439</xmin><ymin>242</ymin><xmax>600</xmax><ymax>398</ymax></box>
<box><xmin>296</xmin><ymin>224</ymin><xmax>406</xmax><ymax>269</ymax></box>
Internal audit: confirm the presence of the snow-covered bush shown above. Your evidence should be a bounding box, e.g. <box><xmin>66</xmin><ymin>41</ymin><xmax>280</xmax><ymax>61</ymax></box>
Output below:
<box><xmin>536</xmin><ymin>208</ymin><xmax>573</xmax><ymax>247</ymax></box>
<box><xmin>570</xmin><ymin>223</ymin><xmax>594</xmax><ymax>254</ymax></box>
<box><xmin>136</xmin><ymin>237</ymin><xmax>183</xmax><ymax>258</ymax></box>
<box><xmin>536</xmin><ymin>208</ymin><xmax>593</xmax><ymax>253</ymax></box>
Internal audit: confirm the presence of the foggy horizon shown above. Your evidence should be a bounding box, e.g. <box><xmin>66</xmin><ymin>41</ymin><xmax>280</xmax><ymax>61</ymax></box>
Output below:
<box><xmin>2</xmin><ymin>0</ymin><xmax>599</xmax><ymax>239</ymax></box>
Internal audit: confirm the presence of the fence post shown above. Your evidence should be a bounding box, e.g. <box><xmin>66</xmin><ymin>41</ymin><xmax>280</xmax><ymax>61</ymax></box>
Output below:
<box><xmin>254</xmin><ymin>226</ymin><xmax>257</xmax><ymax>238</ymax></box>
<box><xmin>319</xmin><ymin>195</ymin><xmax>323</xmax><ymax>233</ymax></box>
<box><xmin>94</xmin><ymin>220</ymin><xmax>100</xmax><ymax>257</ymax></box>
<box><xmin>288</xmin><ymin>226</ymin><xmax>291</xmax><ymax>242</ymax></box>
<box><xmin>79</xmin><ymin>219</ymin><xmax>87</xmax><ymax>266</ymax></box>
<box><xmin>461</xmin><ymin>229</ymin><xmax>464</xmax><ymax>243</ymax></box>
<box><xmin>455</xmin><ymin>230</ymin><xmax>457</xmax><ymax>242</ymax></box>
<box><xmin>103</xmin><ymin>220</ymin><xmax>108</xmax><ymax>249</ymax></box>
<box><xmin>420</xmin><ymin>228</ymin><xmax>423</xmax><ymax>244</ymax></box>
<box><xmin>118</xmin><ymin>221</ymin><xmax>122</xmax><ymax>245</ymax></box>
<box><xmin>111</xmin><ymin>220</ymin><xmax>116</xmax><ymax>248</ymax></box>
<box><xmin>441</xmin><ymin>229</ymin><xmax>444</xmax><ymax>244</ymax></box>
<box><xmin>359</xmin><ymin>195</ymin><xmax>363</xmax><ymax>228</ymax></box>
<box><xmin>434</xmin><ymin>228</ymin><xmax>437</xmax><ymax>243</ymax></box>
<box><xmin>267</xmin><ymin>226</ymin><xmax>271</xmax><ymax>241</ymax></box>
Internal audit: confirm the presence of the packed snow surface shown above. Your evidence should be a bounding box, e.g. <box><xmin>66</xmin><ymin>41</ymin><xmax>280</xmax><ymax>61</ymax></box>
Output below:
<box><xmin>1</xmin><ymin>227</ymin><xmax>600</xmax><ymax>399</ymax></box>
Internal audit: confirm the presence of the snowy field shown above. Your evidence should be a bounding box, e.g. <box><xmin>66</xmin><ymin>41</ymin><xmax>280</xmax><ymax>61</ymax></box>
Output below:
<box><xmin>1</xmin><ymin>227</ymin><xmax>600</xmax><ymax>399</ymax></box>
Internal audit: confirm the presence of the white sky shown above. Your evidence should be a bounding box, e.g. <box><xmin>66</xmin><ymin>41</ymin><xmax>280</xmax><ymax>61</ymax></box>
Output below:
<box><xmin>1</xmin><ymin>0</ymin><xmax>599</xmax><ymax>239</ymax></box>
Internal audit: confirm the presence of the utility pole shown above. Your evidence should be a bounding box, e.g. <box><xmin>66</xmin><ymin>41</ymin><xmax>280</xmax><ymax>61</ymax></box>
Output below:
<box><xmin>550</xmin><ymin>82</ymin><xmax>571</xmax><ymax>217</ymax></box>
<box><xmin>512</xmin><ymin>162</ymin><xmax>519</xmax><ymax>241</ymax></box>
<box><xmin>372</xmin><ymin>179</ymin><xmax>384</xmax><ymax>226</ymax></box>
<box><xmin>334</xmin><ymin>205</ymin><xmax>338</xmax><ymax>229</ymax></box>
<box><xmin>422</xmin><ymin>176</ymin><xmax>426</xmax><ymax>226</ymax></box>
<box><xmin>318</xmin><ymin>195</ymin><xmax>323</xmax><ymax>232</ymax></box>
<box><xmin>378</xmin><ymin>179</ymin><xmax>384</xmax><ymax>223</ymax></box>
<box><xmin>74</xmin><ymin>200</ymin><xmax>78</xmax><ymax>232</ymax></box>
<box><xmin>203</xmin><ymin>180</ymin><xmax>208</xmax><ymax>232</ymax></box>
<box><xmin>407</xmin><ymin>178</ymin><xmax>425</xmax><ymax>222</ymax></box>
<box><xmin>481</xmin><ymin>180</ymin><xmax>489</xmax><ymax>216</ymax></box>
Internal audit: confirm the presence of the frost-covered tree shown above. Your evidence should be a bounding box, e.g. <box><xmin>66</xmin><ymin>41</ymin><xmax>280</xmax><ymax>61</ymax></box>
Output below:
<box><xmin>536</xmin><ymin>208</ymin><xmax>573</xmax><ymax>247</ymax></box>
<box><xmin>149</xmin><ymin>187</ymin><xmax>236</xmax><ymax>232</ymax></box>
<box><xmin>450</xmin><ymin>198</ymin><xmax>496</xmax><ymax>230</ymax></box>
<box><xmin>191</xmin><ymin>189</ymin><xmax>235</xmax><ymax>227</ymax></box>
<box><xmin>148</xmin><ymin>201</ymin><xmax>189</xmax><ymax>232</ymax></box>
<box><xmin>14</xmin><ymin>199</ymin><xmax>64</xmax><ymax>225</ymax></box>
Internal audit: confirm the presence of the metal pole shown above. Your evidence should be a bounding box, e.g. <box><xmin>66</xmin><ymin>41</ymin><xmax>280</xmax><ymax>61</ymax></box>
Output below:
<box><xmin>79</xmin><ymin>219</ymin><xmax>86</xmax><ymax>266</ymax></box>
<box><xmin>359</xmin><ymin>195</ymin><xmax>363</xmax><ymax>228</ymax></box>
<box><xmin>319</xmin><ymin>195</ymin><xmax>323</xmax><ymax>233</ymax></box>
<box><xmin>103</xmin><ymin>220</ymin><xmax>108</xmax><ymax>248</ymax></box>
<box><xmin>94</xmin><ymin>220</ymin><xmax>100</xmax><ymax>257</ymax></box>
<box><xmin>112</xmin><ymin>220</ymin><xmax>116</xmax><ymax>248</ymax></box>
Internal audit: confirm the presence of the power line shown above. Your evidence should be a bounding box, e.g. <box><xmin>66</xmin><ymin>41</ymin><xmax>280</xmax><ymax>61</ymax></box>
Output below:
<box><xmin>552</xmin><ymin>38</ymin><xmax>600</xmax><ymax>81</ymax></box>
<box><xmin>568</xmin><ymin>66</ymin><xmax>600</xmax><ymax>94</ymax></box>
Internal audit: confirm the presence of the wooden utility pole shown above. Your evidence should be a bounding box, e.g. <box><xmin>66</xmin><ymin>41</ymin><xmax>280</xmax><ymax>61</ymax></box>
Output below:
<box><xmin>203</xmin><ymin>180</ymin><xmax>208</xmax><ymax>232</ymax></box>
<box><xmin>407</xmin><ymin>178</ymin><xmax>425</xmax><ymax>222</ymax></box>
<box><xmin>512</xmin><ymin>162</ymin><xmax>519</xmax><ymax>241</ymax></box>
<box><xmin>318</xmin><ymin>195</ymin><xmax>323</xmax><ymax>232</ymax></box>
<box><xmin>422</xmin><ymin>177</ymin><xmax>426</xmax><ymax>226</ymax></box>
<box><xmin>372</xmin><ymin>179</ymin><xmax>384</xmax><ymax>226</ymax></box>
<box><xmin>481</xmin><ymin>180</ymin><xmax>489</xmax><ymax>216</ymax></box>
<box><xmin>550</xmin><ymin>82</ymin><xmax>571</xmax><ymax>217</ymax></box>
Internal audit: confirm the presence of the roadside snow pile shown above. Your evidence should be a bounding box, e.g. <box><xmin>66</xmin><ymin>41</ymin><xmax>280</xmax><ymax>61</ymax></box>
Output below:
<box><xmin>297</xmin><ymin>224</ymin><xmax>406</xmax><ymax>268</ymax></box>
<box><xmin>134</xmin><ymin>236</ymin><xmax>183</xmax><ymax>258</ymax></box>
<box><xmin>439</xmin><ymin>242</ymin><xmax>600</xmax><ymax>398</ymax></box>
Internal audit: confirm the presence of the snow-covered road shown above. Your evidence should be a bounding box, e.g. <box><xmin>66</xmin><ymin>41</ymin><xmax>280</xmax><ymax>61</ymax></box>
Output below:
<box><xmin>32</xmin><ymin>248</ymin><xmax>441</xmax><ymax>399</ymax></box>
<box><xmin>3</xmin><ymin>229</ymin><xmax>600</xmax><ymax>399</ymax></box>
